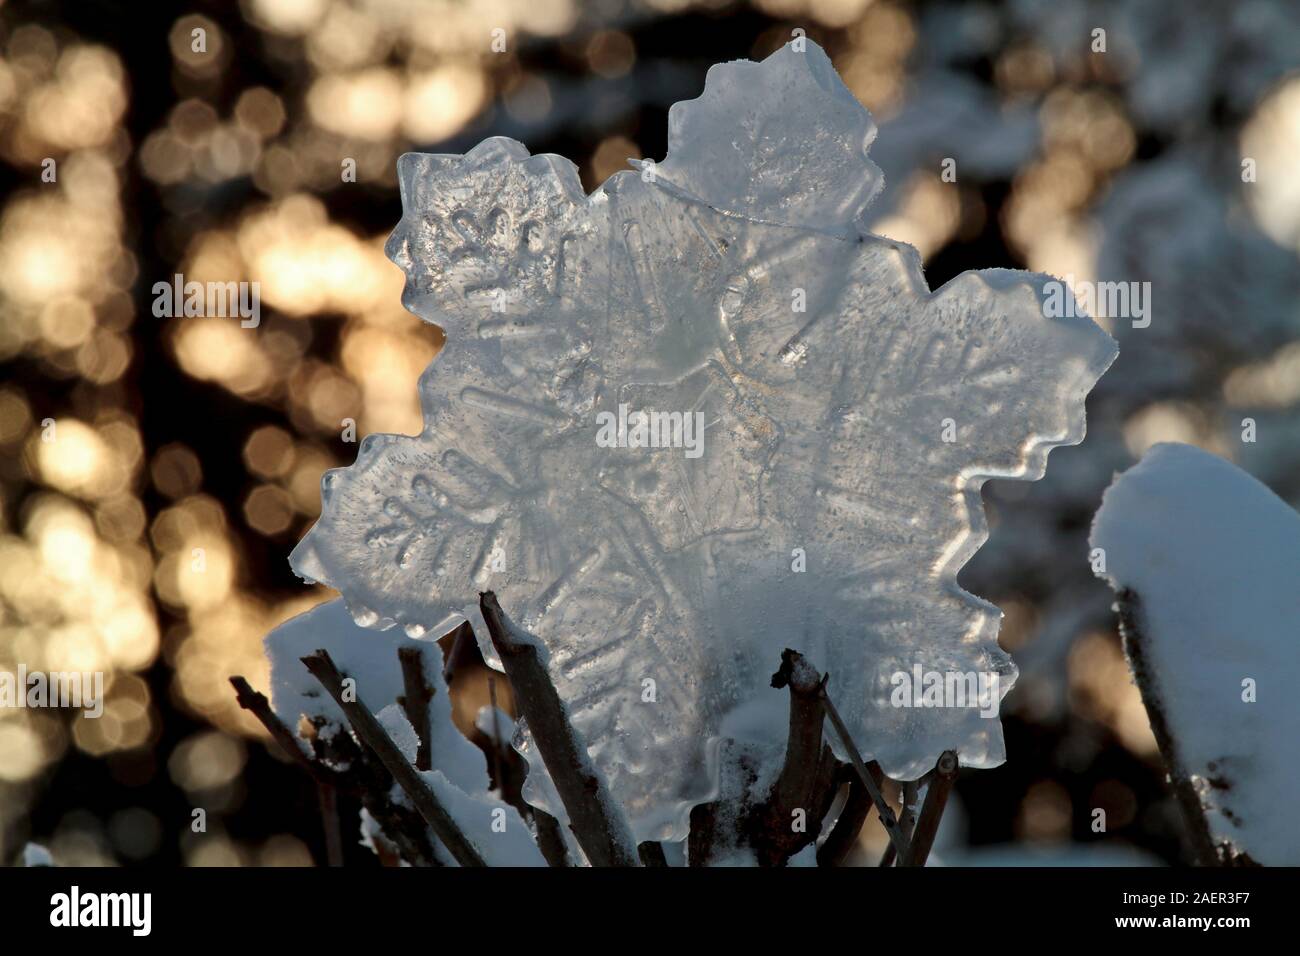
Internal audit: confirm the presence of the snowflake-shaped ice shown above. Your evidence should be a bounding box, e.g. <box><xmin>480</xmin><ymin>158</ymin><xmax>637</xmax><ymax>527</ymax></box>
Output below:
<box><xmin>289</xmin><ymin>41</ymin><xmax>1116</xmax><ymax>841</ymax></box>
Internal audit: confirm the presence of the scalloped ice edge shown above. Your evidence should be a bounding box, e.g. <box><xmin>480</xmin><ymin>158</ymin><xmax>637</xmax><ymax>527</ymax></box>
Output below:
<box><xmin>291</xmin><ymin>43</ymin><xmax>1119</xmax><ymax>775</ymax></box>
<box><xmin>922</xmin><ymin>268</ymin><xmax>1117</xmax><ymax>776</ymax></box>
<box><xmin>646</xmin><ymin>40</ymin><xmax>884</xmax><ymax>238</ymax></box>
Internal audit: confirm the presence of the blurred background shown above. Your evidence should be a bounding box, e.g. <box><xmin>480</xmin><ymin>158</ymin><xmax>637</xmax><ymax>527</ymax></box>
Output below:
<box><xmin>0</xmin><ymin>0</ymin><xmax>1296</xmax><ymax>866</ymax></box>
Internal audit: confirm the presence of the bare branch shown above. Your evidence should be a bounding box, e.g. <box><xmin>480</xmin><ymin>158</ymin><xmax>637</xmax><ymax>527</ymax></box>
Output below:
<box><xmin>879</xmin><ymin>778</ymin><xmax>919</xmax><ymax>867</ymax></box>
<box><xmin>397</xmin><ymin>646</ymin><xmax>434</xmax><ymax>772</ymax></box>
<box><xmin>899</xmin><ymin>751</ymin><xmax>957</xmax><ymax>867</ymax></box>
<box><xmin>301</xmin><ymin>649</ymin><xmax>487</xmax><ymax>868</ymax></box>
<box><xmin>229</xmin><ymin>676</ymin><xmax>332</xmax><ymax>784</ymax></box>
<box><xmin>819</xmin><ymin>680</ymin><xmax>911</xmax><ymax>861</ymax></box>
<box><xmin>441</xmin><ymin>620</ymin><xmax>480</xmax><ymax>685</ymax></box>
<box><xmin>687</xmin><ymin>799</ymin><xmax>720</xmax><ymax>866</ymax></box>
<box><xmin>479</xmin><ymin>591</ymin><xmax>640</xmax><ymax>866</ymax></box>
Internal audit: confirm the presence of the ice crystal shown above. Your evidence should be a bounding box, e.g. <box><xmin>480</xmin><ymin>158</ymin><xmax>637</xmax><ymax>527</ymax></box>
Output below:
<box><xmin>289</xmin><ymin>41</ymin><xmax>1115</xmax><ymax>841</ymax></box>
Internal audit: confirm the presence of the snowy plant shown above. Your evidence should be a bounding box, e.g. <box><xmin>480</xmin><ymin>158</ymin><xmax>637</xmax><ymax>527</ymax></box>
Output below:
<box><xmin>1091</xmin><ymin>443</ymin><xmax>1299</xmax><ymax>866</ymax></box>
<box><xmin>240</xmin><ymin>40</ymin><xmax>1114</xmax><ymax>866</ymax></box>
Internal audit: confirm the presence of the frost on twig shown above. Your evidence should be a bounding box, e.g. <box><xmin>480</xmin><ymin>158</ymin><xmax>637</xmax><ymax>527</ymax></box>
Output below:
<box><xmin>478</xmin><ymin>590</ymin><xmax>640</xmax><ymax>866</ymax></box>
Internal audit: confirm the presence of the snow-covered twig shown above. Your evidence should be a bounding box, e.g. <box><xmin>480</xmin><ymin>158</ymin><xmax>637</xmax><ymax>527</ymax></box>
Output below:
<box><xmin>1115</xmin><ymin>590</ymin><xmax>1228</xmax><ymax>866</ymax></box>
<box><xmin>301</xmin><ymin>648</ymin><xmax>487</xmax><ymax>867</ymax></box>
<box><xmin>231</xmin><ymin>672</ymin><xmax>437</xmax><ymax>866</ymax></box>
<box><xmin>478</xmin><ymin>591</ymin><xmax>640</xmax><ymax>866</ymax></box>
<box><xmin>899</xmin><ymin>751</ymin><xmax>957</xmax><ymax>867</ymax></box>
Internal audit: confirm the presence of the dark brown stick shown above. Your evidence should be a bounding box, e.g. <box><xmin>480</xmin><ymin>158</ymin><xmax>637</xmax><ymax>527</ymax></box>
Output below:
<box><xmin>229</xmin><ymin>676</ymin><xmax>333</xmax><ymax>783</ymax></box>
<box><xmin>397</xmin><ymin>647</ymin><xmax>434</xmax><ymax>772</ymax></box>
<box><xmin>317</xmin><ymin>782</ymin><xmax>344</xmax><ymax>867</ymax></box>
<box><xmin>479</xmin><ymin>591</ymin><xmax>640</xmax><ymax>867</ymax></box>
<box><xmin>770</xmin><ymin>649</ymin><xmax>829</xmax><ymax>818</ymax></box>
<box><xmin>819</xmin><ymin>681</ymin><xmax>911</xmax><ymax>860</ymax></box>
<box><xmin>638</xmin><ymin>841</ymin><xmax>668</xmax><ymax>867</ymax></box>
<box><xmin>748</xmin><ymin>649</ymin><xmax>841</xmax><ymax>865</ymax></box>
<box><xmin>899</xmin><ymin>751</ymin><xmax>957</xmax><ymax>867</ymax></box>
<box><xmin>532</xmin><ymin>809</ymin><xmax>572</xmax><ymax>867</ymax></box>
<box><xmin>301</xmin><ymin>649</ymin><xmax>487</xmax><ymax>867</ymax></box>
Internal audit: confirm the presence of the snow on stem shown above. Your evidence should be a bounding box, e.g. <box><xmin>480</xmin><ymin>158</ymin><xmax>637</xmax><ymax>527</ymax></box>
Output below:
<box><xmin>1115</xmin><ymin>590</ymin><xmax>1226</xmax><ymax>866</ymax></box>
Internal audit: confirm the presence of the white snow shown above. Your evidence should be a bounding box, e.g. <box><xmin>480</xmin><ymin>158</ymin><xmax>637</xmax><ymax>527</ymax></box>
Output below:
<box><xmin>21</xmin><ymin>842</ymin><xmax>53</xmax><ymax>867</ymax></box>
<box><xmin>288</xmin><ymin>39</ymin><xmax>1114</xmax><ymax>843</ymax></box>
<box><xmin>1091</xmin><ymin>442</ymin><xmax>1300</xmax><ymax>865</ymax></box>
